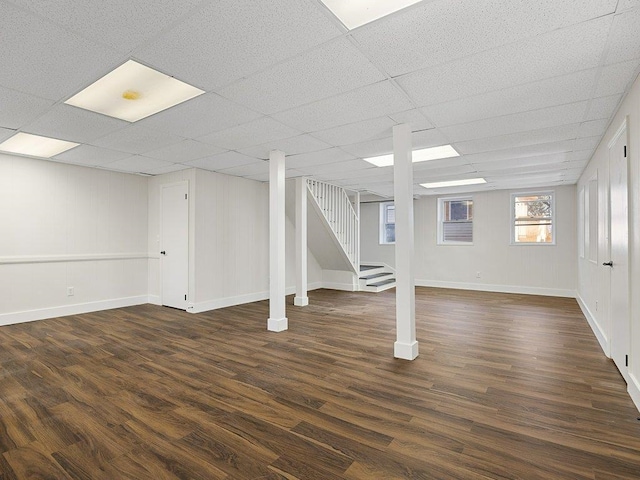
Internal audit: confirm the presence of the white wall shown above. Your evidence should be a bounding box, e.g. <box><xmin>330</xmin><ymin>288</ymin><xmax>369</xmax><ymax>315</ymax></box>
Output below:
<box><xmin>577</xmin><ymin>72</ymin><xmax>640</xmax><ymax>410</ymax></box>
<box><xmin>361</xmin><ymin>186</ymin><xmax>577</xmax><ymax>297</ymax></box>
<box><xmin>0</xmin><ymin>154</ymin><xmax>149</xmax><ymax>325</ymax></box>
<box><xmin>148</xmin><ymin>168</ymin><xmax>323</xmax><ymax>313</ymax></box>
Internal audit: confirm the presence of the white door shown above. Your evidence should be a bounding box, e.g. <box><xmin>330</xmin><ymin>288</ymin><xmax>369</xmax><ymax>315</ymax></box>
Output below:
<box><xmin>161</xmin><ymin>182</ymin><xmax>189</xmax><ymax>310</ymax></box>
<box><xmin>607</xmin><ymin>122</ymin><xmax>629</xmax><ymax>382</ymax></box>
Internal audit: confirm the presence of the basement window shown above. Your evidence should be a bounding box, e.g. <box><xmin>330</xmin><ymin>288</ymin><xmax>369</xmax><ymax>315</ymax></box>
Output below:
<box><xmin>438</xmin><ymin>197</ymin><xmax>473</xmax><ymax>244</ymax></box>
<box><xmin>379</xmin><ymin>202</ymin><xmax>395</xmax><ymax>244</ymax></box>
<box><xmin>511</xmin><ymin>192</ymin><xmax>555</xmax><ymax>244</ymax></box>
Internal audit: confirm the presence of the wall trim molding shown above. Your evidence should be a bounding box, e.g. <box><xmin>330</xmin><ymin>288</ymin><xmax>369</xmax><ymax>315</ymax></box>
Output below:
<box><xmin>576</xmin><ymin>293</ymin><xmax>610</xmax><ymax>357</ymax></box>
<box><xmin>322</xmin><ymin>281</ymin><xmax>358</xmax><ymax>292</ymax></box>
<box><xmin>0</xmin><ymin>253</ymin><xmax>150</xmax><ymax>265</ymax></box>
<box><xmin>415</xmin><ymin>279</ymin><xmax>576</xmax><ymax>298</ymax></box>
<box><xmin>0</xmin><ymin>295</ymin><xmax>149</xmax><ymax>327</ymax></box>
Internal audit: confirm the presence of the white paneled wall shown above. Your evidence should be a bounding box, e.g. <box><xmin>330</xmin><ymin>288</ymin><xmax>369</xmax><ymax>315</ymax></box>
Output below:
<box><xmin>361</xmin><ymin>185</ymin><xmax>577</xmax><ymax>296</ymax></box>
<box><xmin>147</xmin><ymin>168</ymin><xmax>322</xmax><ymax>313</ymax></box>
<box><xmin>0</xmin><ymin>153</ymin><xmax>149</xmax><ymax>325</ymax></box>
<box><xmin>577</xmin><ymin>72</ymin><xmax>640</xmax><ymax>410</ymax></box>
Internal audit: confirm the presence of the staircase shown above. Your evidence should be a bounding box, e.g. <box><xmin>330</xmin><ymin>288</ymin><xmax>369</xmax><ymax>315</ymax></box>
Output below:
<box><xmin>306</xmin><ymin>179</ymin><xmax>359</xmax><ymax>273</ymax></box>
<box><xmin>359</xmin><ymin>264</ymin><xmax>396</xmax><ymax>292</ymax></box>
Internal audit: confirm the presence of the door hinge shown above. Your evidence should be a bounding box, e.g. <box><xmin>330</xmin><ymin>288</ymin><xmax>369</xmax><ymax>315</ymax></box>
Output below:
<box><xmin>184</xmin><ymin>294</ymin><xmax>187</xmax><ymax>301</ymax></box>
<box><xmin>624</xmin><ymin>145</ymin><xmax>627</xmax><ymax>157</ymax></box>
<box><xmin>185</xmin><ymin>193</ymin><xmax>188</xmax><ymax>200</ymax></box>
<box><xmin>626</xmin><ymin>355</ymin><xmax>629</xmax><ymax>367</ymax></box>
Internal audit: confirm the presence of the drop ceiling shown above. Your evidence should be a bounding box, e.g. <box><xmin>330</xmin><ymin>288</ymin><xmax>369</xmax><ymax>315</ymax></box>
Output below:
<box><xmin>1</xmin><ymin>0</ymin><xmax>639</xmax><ymax>197</ymax></box>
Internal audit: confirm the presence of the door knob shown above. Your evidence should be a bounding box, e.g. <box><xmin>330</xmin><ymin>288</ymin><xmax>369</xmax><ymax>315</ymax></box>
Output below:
<box><xmin>160</xmin><ymin>251</ymin><xmax>166</xmax><ymax>255</ymax></box>
<box><xmin>603</xmin><ymin>261</ymin><xmax>613</xmax><ymax>267</ymax></box>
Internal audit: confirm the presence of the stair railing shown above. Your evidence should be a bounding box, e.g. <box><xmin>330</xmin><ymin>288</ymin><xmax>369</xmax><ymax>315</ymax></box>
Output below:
<box><xmin>306</xmin><ymin>179</ymin><xmax>359</xmax><ymax>272</ymax></box>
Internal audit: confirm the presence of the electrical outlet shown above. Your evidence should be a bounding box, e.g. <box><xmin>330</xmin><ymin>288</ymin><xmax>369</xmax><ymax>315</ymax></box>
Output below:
<box><xmin>476</xmin><ymin>271</ymin><xmax>481</xmax><ymax>279</ymax></box>
<box><xmin>67</xmin><ymin>287</ymin><xmax>74</xmax><ymax>296</ymax></box>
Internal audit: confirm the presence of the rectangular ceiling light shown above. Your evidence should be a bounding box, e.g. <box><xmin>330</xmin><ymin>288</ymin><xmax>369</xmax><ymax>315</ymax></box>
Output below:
<box><xmin>363</xmin><ymin>144</ymin><xmax>459</xmax><ymax>167</ymax></box>
<box><xmin>65</xmin><ymin>60</ymin><xmax>205</xmax><ymax>122</ymax></box>
<box><xmin>320</xmin><ymin>0</ymin><xmax>423</xmax><ymax>29</ymax></box>
<box><xmin>0</xmin><ymin>132</ymin><xmax>79</xmax><ymax>158</ymax></box>
<box><xmin>421</xmin><ymin>178</ymin><xmax>487</xmax><ymax>189</ymax></box>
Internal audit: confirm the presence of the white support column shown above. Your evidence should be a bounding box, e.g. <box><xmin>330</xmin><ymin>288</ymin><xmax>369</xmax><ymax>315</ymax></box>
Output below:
<box><xmin>294</xmin><ymin>177</ymin><xmax>309</xmax><ymax>306</ymax></box>
<box><xmin>268</xmin><ymin>150</ymin><xmax>288</xmax><ymax>332</ymax></box>
<box><xmin>393</xmin><ymin>124</ymin><xmax>418</xmax><ymax>360</ymax></box>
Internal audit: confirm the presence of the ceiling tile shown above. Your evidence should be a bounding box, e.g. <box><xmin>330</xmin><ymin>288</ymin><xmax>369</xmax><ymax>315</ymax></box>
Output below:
<box><xmin>422</xmin><ymin>69</ymin><xmax>597</xmax><ymax>127</ymax></box>
<box><xmin>92</xmin><ymin>124</ymin><xmax>185</xmax><ymax>154</ymax></box>
<box><xmin>462</xmin><ymin>140</ymin><xmax>576</xmax><ymax>164</ymax></box>
<box><xmin>134</xmin><ymin>0</ymin><xmax>342</xmax><ymax>90</ymax></box>
<box><xmin>605</xmin><ymin>8</ymin><xmax>640</xmax><ymax>64</ymax></box>
<box><xmin>301</xmin><ymin>159</ymin><xmax>372</xmax><ymax>175</ymax></box>
<box><xmin>388</xmin><ymin>109</ymin><xmax>435</xmax><ymax>132</ymax></box>
<box><xmin>585</xmin><ymin>95</ymin><xmax>622</xmax><ymax>120</ymax></box>
<box><xmin>198</xmin><ymin>117</ymin><xmax>301</xmax><ymax>151</ymax></box>
<box><xmin>53</xmin><ymin>144</ymin><xmax>132</xmax><ymax>166</ymax></box>
<box><xmin>104</xmin><ymin>155</ymin><xmax>174</xmax><ymax>174</ymax></box>
<box><xmin>146</xmin><ymin>163</ymin><xmax>191</xmax><ymax>176</ymax></box>
<box><xmin>340</xmin><ymin>128</ymin><xmax>450</xmax><ymax>158</ymax></box>
<box><xmin>184</xmin><ymin>151</ymin><xmax>259</xmax><ymax>171</ymax></box>
<box><xmin>574</xmin><ymin>136</ymin><xmax>602</xmax><ymax>152</ymax></box>
<box><xmin>352</xmin><ymin>0</ymin><xmax>616</xmax><ymax>77</ymax></box>
<box><xmin>454</xmin><ymin>124</ymin><xmax>580</xmax><ymax>155</ymax></box>
<box><xmin>22</xmin><ymin>104</ymin><xmax>128</xmax><ymax>144</ymax></box>
<box><xmin>469</xmin><ymin>152</ymin><xmax>574</xmax><ymax>171</ymax></box>
<box><xmin>145</xmin><ymin>140</ymin><xmax>226</xmax><ymax>162</ymax></box>
<box><xmin>272</xmin><ymin>81</ymin><xmax>413</xmax><ymax>132</ymax></box>
<box><xmin>0</xmin><ymin>87</ymin><xmax>55</xmax><ymax>130</ymax></box>
<box><xmin>218</xmin><ymin>160</ymin><xmax>269</xmax><ymax>177</ymax></box>
<box><xmin>440</xmin><ymin>102</ymin><xmax>588</xmax><ymax>143</ymax></box>
<box><xmin>594</xmin><ymin>60</ymin><xmax>640</xmax><ymax>97</ymax></box>
<box><xmin>0</xmin><ymin>2</ymin><xmax>123</xmax><ymax>100</ymax></box>
<box><xmin>7</xmin><ymin>0</ymin><xmax>203</xmax><ymax>52</ymax></box>
<box><xmin>397</xmin><ymin>15</ymin><xmax>611</xmax><ymax>107</ymax></box>
<box><xmin>311</xmin><ymin>116</ymin><xmax>395</xmax><ymax>147</ymax></box>
<box><xmin>237</xmin><ymin>134</ymin><xmax>331</xmax><ymax>160</ymax></box>
<box><xmin>617</xmin><ymin>0</ymin><xmax>639</xmax><ymax>10</ymax></box>
<box><xmin>218</xmin><ymin>37</ymin><xmax>385</xmax><ymax>114</ymax></box>
<box><xmin>578</xmin><ymin>119</ymin><xmax>610</xmax><ymax>138</ymax></box>
<box><xmin>137</xmin><ymin>93</ymin><xmax>262</xmax><ymax>139</ymax></box>
<box><xmin>0</xmin><ymin>127</ymin><xmax>16</xmax><ymax>143</ymax></box>
<box><xmin>285</xmin><ymin>148</ymin><xmax>356</xmax><ymax>169</ymax></box>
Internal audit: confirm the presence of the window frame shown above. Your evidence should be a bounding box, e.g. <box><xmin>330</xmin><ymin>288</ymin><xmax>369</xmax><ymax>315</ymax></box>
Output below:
<box><xmin>510</xmin><ymin>190</ymin><xmax>556</xmax><ymax>246</ymax></box>
<box><xmin>437</xmin><ymin>196</ymin><xmax>474</xmax><ymax>246</ymax></box>
<box><xmin>379</xmin><ymin>201</ymin><xmax>395</xmax><ymax>245</ymax></box>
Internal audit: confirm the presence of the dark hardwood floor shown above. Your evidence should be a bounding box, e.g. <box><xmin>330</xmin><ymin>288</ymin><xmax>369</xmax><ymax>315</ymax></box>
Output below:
<box><xmin>0</xmin><ymin>287</ymin><xmax>639</xmax><ymax>479</ymax></box>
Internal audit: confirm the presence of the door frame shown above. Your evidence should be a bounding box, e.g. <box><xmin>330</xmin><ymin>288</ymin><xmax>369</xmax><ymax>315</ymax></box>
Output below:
<box><xmin>606</xmin><ymin>117</ymin><xmax>630</xmax><ymax>381</ymax></box>
<box><xmin>160</xmin><ymin>180</ymin><xmax>191</xmax><ymax>310</ymax></box>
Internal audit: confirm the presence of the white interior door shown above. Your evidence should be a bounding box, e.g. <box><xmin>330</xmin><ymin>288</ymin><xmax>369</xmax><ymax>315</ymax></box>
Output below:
<box><xmin>608</xmin><ymin>122</ymin><xmax>629</xmax><ymax>382</ymax></box>
<box><xmin>161</xmin><ymin>182</ymin><xmax>189</xmax><ymax>310</ymax></box>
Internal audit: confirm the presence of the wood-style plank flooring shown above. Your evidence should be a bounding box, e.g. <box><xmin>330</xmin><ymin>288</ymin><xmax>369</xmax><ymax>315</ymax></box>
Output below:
<box><xmin>0</xmin><ymin>287</ymin><xmax>639</xmax><ymax>479</ymax></box>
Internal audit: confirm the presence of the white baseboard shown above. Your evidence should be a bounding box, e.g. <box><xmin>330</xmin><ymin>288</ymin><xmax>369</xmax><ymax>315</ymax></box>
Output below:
<box><xmin>415</xmin><ymin>279</ymin><xmax>576</xmax><ymax>298</ymax></box>
<box><xmin>628</xmin><ymin>372</ymin><xmax>640</xmax><ymax>412</ymax></box>
<box><xmin>576</xmin><ymin>293</ymin><xmax>610</xmax><ymax>357</ymax></box>
<box><xmin>147</xmin><ymin>295</ymin><xmax>162</xmax><ymax>306</ymax></box>
<box><xmin>322</xmin><ymin>282</ymin><xmax>358</xmax><ymax>292</ymax></box>
<box><xmin>0</xmin><ymin>295</ymin><xmax>149</xmax><ymax>327</ymax></box>
<box><xmin>190</xmin><ymin>282</ymin><xmax>323</xmax><ymax>314</ymax></box>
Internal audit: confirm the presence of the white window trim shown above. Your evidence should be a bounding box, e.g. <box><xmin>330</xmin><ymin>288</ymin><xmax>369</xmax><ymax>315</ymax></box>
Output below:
<box><xmin>437</xmin><ymin>196</ymin><xmax>474</xmax><ymax>246</ymax></box>
<box><xmin>510</xmin><ymin>190</ymin><xmax>556</xmax><ymax>246</ymax></box>
<box><xmin>379</xmin><ymin>201</ymin><xmax>395</xmax><ymax>245</ymax></box>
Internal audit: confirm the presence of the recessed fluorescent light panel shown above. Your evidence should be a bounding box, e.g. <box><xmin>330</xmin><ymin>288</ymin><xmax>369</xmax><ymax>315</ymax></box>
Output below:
<box><xmin>0</xmin><ymin>132</ymin><xmax>79</xmax><ymax>158</ymax></box>
<box><xmin>363</xmin><ymin>144</ymin><xmax>459</xmax><ymax>167</ymax></box>
<box><xmin>65</xmin><ymin>60</ymin><xmax>205</xmax><ymax>122</ymax></box>
<box><xmin>421</xmin><ymin>178</ymin><xmax>487</xmax><ymax>189</ymax></box>
<box><xmin>320</xmin><ymin>0</ymin><xmax>423</xmax><ymax>29</ymax></box>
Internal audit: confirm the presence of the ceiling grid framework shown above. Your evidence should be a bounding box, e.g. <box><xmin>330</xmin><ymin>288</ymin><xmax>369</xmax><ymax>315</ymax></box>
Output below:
<box><xmin>0</xmin><ymin>0</ymin><xmax>638</xmax><ymax>194</ymax></box>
